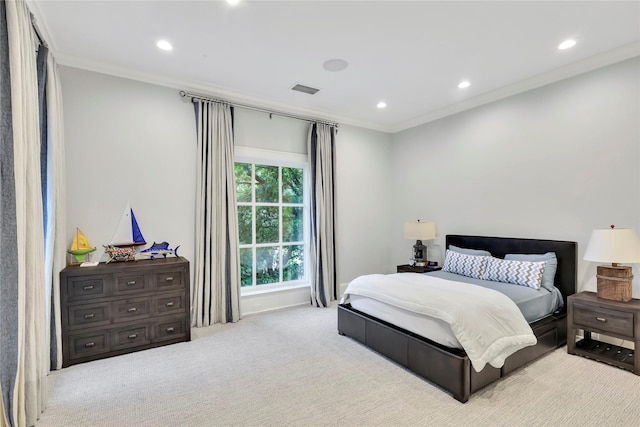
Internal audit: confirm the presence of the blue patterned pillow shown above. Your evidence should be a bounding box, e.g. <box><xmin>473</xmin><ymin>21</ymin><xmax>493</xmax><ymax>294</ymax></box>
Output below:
<box><xmin>482</xmin><ymin>257</ymin><xmax>546</xmax><ymax>289</ymax></box>
<box><xmin>442</xmin><ymin>250</ymin><xmax>488</xmax><ymax>279</ymax></box>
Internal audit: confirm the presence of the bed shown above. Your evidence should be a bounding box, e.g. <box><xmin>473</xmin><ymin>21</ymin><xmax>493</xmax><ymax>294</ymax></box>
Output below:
<box><xmin>337</xmin><ymin>235</ymin><xmax>577</xmax><ymax>403</ymax></box>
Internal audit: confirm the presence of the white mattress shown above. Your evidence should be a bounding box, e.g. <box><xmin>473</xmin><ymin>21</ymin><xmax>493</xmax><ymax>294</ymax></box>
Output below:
<box><xmin>350</xmin><ymin>294</ymin><xmax>463</xmax><ymax>349</ymax></box>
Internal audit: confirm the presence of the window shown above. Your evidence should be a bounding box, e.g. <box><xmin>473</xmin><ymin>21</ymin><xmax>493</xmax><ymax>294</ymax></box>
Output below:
<box><xmin>234</xmin><ymin>150</ymin><xmax>309</xmax><ymax>291</ymax></box>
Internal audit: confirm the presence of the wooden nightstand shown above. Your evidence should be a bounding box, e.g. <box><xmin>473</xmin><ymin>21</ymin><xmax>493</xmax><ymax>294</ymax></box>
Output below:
<box><xmin>397</xmin><ymin>264</ymin><xmax>442</xmax><ymax>273</ymax></box>
<box><xmin>567</xmin><ymin>291</ymin><xmax>640</xmax><ymax>374</ymax></box>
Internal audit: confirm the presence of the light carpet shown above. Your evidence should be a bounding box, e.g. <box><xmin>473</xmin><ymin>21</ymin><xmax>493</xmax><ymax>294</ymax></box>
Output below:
<box><xmin>37</xmin><ymin>303</ymin><xmax>640</xmax><ymax>426</ymax></box>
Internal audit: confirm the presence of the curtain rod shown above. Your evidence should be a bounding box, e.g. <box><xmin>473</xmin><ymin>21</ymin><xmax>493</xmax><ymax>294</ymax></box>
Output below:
<box><xmin>179</xmin><ymin>90</ymin><xmax>339</xmax><ymax>128</ymax></box>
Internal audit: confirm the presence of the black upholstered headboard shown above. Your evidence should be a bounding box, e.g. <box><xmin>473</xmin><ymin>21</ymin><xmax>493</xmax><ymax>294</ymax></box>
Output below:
<box><xmin>446</xmin><ymin>235</ymin><xmax>577</xmax><ymax>311</ymax></box>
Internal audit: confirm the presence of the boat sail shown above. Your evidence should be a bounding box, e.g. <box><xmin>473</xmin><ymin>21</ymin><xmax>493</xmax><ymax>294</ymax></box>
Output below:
<box><xmin>68</xmin><ymin>228</ymin><xmax>96</xmax><ymax>262</ymax></box>
<box><xmin>110</xmin><ymin>203</ymin><xmax>146</xmax><ymax>247</ymax></box>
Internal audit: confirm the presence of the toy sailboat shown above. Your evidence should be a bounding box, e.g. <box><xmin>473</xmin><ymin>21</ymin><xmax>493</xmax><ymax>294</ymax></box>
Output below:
<box><xmin>68</xmin><ymin>228</ymin><xmax>96</xmax><ymax>263</ymax></box>
<box><xmin>110</xmin><ymin>203</ymin><xmax>146</xmax><ymax>247</ymax></box>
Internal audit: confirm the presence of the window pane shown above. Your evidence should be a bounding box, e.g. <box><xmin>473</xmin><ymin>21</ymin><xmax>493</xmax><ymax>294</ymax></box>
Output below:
<box><xmin>282</xmin><ymin>207</ymin><xmax>303</xmax><ymax>243</ymax></box>
<box><xmin>282</xmin><ymin>167</ymin><xmax>303</xmax><ymax>204</ymax></box>
<box><xmin>255</xmin><ymin>165</ymin><xmax>279</xmax><ymax>203</ymax></box>
<box><xmin>237</xmin><ymin>206</ymin><xmax>253</xmax><ymax>245</ymax></box>
<box><xmin>235</xmin><ymin>163</ymin><xmax>252</xmax><ymax>203</ymax></box>
<box><xmin>240</xmin><ymin>248</ymin><xmax>253</xmax><ymax>287</ymax></box>
<box><xmin>283</xmin><ymin>245</ymin><xmax>304</xmax><ymax>281</ymax></box>
<box><xmin>256</xmin><ymin>246</ymin><xmax>280</xmax><ymax>285</ymax></box>
<box><xmin>256</xmin><ymin>206</ymin><xmax>279</xmax><ymax>244</ymax></box>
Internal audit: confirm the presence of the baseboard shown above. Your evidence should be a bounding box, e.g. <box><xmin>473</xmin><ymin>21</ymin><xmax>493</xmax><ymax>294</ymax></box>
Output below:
<box><xmin>241</xmin><ymin>285</ymin><xmax>310</xmax><ymax>316</ymax></box>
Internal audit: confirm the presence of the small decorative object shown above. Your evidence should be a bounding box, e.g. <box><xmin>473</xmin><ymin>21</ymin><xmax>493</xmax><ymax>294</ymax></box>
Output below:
<box><xmin>404</xmin><ymin>220</ymin><xmax>436</xmax><ymax>267</ymax></box>
<box><xmin>140</xmin><ymin>242</ymin><xmax>180</xmax><ymax>260</ymax></box>
<box><xmin>584</xmin><ymin>224</ymin><xmax>640</xmax><ymax>302</ymax></box>
<box><xmin>110</xmin><ymin>202</ymin><xmax>146</xmax><ymax>248</ymax></box>
<box><xmin>104</xmin><ymin>245</ymin><xmax>136</xmax><ymax>263</ymax></box>
<box><xmin>67</xmin><ymin>228</ymin><xmax>96</xmax><ymax>264</ymax></box>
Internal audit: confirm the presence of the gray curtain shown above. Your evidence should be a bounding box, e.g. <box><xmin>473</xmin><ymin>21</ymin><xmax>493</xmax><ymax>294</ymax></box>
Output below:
<box><xmin>0</xmin><ymin>0</ymin><xmax>19</xmax><ymax>424</ymax></box>
<box><xmin>191</xmin><ymin>99</ymin><xmax>241</xmax><ymax>326</ymax></box>
<box><xmin>308</xmin><ymin>123</ymin><xmax>337</xmax><ymax>307</ymax></box>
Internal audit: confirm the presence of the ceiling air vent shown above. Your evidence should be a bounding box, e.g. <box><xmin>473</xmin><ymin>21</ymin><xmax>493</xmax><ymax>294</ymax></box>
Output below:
<box><xmin>291</xmin><ymin>84</ymin><xmax>319</xmax><ymax>95</ymax></box>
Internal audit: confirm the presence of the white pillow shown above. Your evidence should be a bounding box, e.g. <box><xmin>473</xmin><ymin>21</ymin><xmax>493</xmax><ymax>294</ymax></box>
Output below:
<box><xmin>442</xmin><ymin>250</ymin><xmax>488</xmax><ymax>279</ymax></box>
<box><xmin>482</xmin><ymin>257</ymin><xmax>546</xmax><ymax>289</ymax></box>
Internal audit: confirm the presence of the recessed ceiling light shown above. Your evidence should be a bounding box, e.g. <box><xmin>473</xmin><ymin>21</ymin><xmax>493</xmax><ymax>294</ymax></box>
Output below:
<box><xmin>458</xmin><ymin>80</ymin><xmax>471</xmax><ymax>89</ymax></box>
<box><xmin>227</xmin><ymin>0</ymin><xmax>241</xmax><ymax>6</ymax></box>
<box><xmin>558</xmin><ymin>39</ymin><xmax>577</xmax><ymax>50</ymax></box>
<box><xmin>156</xmin><ymin>40</ymin><xmax>173</xmax><ymax>51</ymax></box>
<box><xmin>377</xmin><ymin>101</ymin><xmax>387</xmax><ymax>109</ymax></box>
<box><xmin>323</xmin><ymin>59</ymin><xmax>349</xmax><ymax>72</ymax></box>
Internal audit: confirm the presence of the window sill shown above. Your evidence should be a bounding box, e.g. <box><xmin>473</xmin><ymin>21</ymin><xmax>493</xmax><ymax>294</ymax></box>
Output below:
<box><xmin>241</xmin><ymin>281</ymin><xmax>310</xmax><ymax>297</ymax></box>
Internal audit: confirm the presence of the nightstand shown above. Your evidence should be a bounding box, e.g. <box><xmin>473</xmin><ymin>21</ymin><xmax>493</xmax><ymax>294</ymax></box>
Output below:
<box><xmin>567</xmin><ymin>291</ymin><xmax>640</xmax><ymax>374</ymax></box>
<box><xmin>397</xmin><ymin>264</ymin><xmax>442</xmax><ymax>273</ymax></box>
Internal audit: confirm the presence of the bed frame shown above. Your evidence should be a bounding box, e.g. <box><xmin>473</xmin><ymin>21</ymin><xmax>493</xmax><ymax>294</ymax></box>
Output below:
<box><xmin>337</xmin><ymin>235</ymin><xmax>577</xmax><ymax>403</ymax></box>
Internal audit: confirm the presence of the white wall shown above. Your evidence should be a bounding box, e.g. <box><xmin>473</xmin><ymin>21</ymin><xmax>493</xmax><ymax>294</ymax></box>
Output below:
<box><xmin>60</xmin><ymin>66</ymin><xmax>393</xmax><ymax>314</ymax></box>
<box><xmin>389</xmin><ymin>57</ymin><xmax>640</xmax><ymax>296</ymax></box>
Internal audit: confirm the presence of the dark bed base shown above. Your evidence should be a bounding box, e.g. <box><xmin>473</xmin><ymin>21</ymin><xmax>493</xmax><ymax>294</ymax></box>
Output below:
<box><xmin>337</xmin><ymin>235</ymin><xmax>576</xmax><ymax>403</ymax></box>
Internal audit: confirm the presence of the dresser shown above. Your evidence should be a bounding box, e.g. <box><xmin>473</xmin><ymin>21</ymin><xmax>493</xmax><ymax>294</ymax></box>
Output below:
<box><xmin>60</xmin><ymin>257</ymin><xmax>191</xmax><ymax>367</ymax></box>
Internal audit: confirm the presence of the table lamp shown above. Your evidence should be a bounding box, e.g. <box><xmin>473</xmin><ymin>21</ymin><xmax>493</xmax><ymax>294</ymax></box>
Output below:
<box><xmin>583</xmin><ymin>225</ymin><xmax>640</xmax><ymax>302</ymax></box>
<box><xmin>404</xmin><ymin>220</ymin><xmax>435</xmax><ymax>267</ymax></box>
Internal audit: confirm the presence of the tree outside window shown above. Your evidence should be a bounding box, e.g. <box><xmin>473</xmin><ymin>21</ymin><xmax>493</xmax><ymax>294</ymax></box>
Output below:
<box><xmin>234</xmin><ymin>161</ymin><xmax>306</xmax><ymax>288</ymax></box>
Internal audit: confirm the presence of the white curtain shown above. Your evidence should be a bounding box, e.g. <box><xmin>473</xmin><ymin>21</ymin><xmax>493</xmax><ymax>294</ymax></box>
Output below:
<box><xmin>4</xmin><ymin>0</ymin><xmax>48</xmax><ymax>425</ymax></box>
<box><xmin>191</xmin><ymin>100</ymin><xmax>241</xmax><ymax>326</ymax></box>
<box><xmin>44</xmin><ymin>54</ymin><xmax>66</xmax><ymax>371</ymax></box>
<box><xmin>308</xmin><ymin>123</ymin><xmax>337</xmax><ymax>307</ymax></box>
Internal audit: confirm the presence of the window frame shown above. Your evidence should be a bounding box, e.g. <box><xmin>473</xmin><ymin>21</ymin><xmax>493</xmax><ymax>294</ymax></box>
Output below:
<box><xmin>235</xmin><ymin>146</ymin><xmax>311</xmax><ymax>295</ymax></box>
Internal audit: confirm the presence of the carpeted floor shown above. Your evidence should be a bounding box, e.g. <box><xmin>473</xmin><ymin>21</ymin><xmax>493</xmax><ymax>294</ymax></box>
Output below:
<box><xmin>37</xmin><ymin>303</ymin><xmax>640</xmax><ymax>426</ymax></box>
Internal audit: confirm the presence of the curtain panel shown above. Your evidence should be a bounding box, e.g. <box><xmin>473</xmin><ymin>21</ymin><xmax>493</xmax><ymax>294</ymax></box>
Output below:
<box><xmin>44</xmin><ymin>54</ymin><xmax>66</xmax><ymax>371</ymax></box>
<box><xmin>0</xmin><ymin>0</ymin><xmax>19</xmax><ymax>424</ymax></box>
<box><xmin>191</xmin><ymin>100</ymin><xmax>241</xmax><ymax>326</ymax></box>
<box><xmin>308</xmin><ymin>123</ymin><xmax>337</xmax><ymax>307</ymax></box>
<box><xmin>1</xmin><ymin>0</ymin><xmax>58</xmax><ymax>424</ymax></box>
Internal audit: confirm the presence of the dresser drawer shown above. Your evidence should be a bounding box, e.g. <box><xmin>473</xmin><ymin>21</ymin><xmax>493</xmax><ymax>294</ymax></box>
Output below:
<box><xmin>67</xmin><ymin>303</ymin><xmax>111</xmax><ymax>330</ymax></box>
<box><xmin>66</xmin><ymin>275</ymin><xmax>110</xmax><ymax>301</ymax></box>
<box><xmin>68</xmin><ymin>331</ymin><xmax>110</xmax><ymax>360</ymax></box>
<box><xmin>113</xmin><ymin>297</ymin><xmax>151</xmax><ymax>323</ymax></box>
<box><xmin>152</xmin><ymin>293</ymin><xmax>186</xmax><ymax>316</ymax></box>
<box><xmin>573</xmin><ymin>303</ymin><xmax>634</xmax><ymax>338</ymax></box>
<box><xmin>112</xmin><ymin>324</ymin><xmax>151</xmax><ymax>350</ymax></box>
<box><xmin>114</xmin><ymin>272</ymin><xmax>149</xmax><ymax>294</ymax></box>
<box><xmin>154</xmin><ymin>316</ymin><xmax>187</xmax><ymax>342</ymax></box>
<box><xmin>153</xmin><ymin>269</ymin><xmax>185</xmax><ymax>292</ymax></box>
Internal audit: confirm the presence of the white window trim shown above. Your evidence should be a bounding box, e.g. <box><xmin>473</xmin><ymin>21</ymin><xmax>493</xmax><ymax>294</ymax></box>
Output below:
<box><xmin>235</xmin><ymin>146</ymin><xmax>310</xmax><ymax>296</ymax></box>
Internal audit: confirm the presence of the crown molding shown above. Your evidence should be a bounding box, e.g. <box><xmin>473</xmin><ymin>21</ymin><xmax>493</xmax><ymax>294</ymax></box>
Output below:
<box><xmin>390</xmin><ymin>41</ymin><xmax>640</xmax><ymax>133</ymax></box>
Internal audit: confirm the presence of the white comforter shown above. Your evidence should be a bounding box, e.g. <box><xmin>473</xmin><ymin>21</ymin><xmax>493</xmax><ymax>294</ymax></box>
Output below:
<box><xmin>342</xmin><ymin>273</ymin><xmax>537</xmax><ymax>372</ymax></box>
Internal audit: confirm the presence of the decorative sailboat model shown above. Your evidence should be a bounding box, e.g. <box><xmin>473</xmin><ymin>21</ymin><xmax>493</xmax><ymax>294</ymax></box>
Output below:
<box><xmin>67</xmin><ymin>228</ymin><xmax>96</xmax><ymax>264</ymax></box>
<box><xmin>110</xmin><ymin>203</ymin><xmax>146</xmax><ymax>247</ymax></box>
<box><xmin>104</xmin><ymin>203</ymin><xmax>146</xmax><ymax>263</ymax></box>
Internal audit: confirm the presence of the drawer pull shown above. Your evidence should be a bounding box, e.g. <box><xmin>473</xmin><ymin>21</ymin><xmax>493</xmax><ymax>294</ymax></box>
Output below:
<box><xmin>166</xmin><ymin>302</ymin><xmax>175</xmax><ymax>307</ymax></box>
<box><xmin>85</xmin><ymin>342</ymin><xmax>95</xmax><ymax>348</ymax></box>
<box><xmin>83</xmin><ymin>285</ymin><xmax>94</xmax><ymax>290</ymax></box>
<box><xmin>595</xmin><ymin>317</ymin><xmax>607</xmax><ymax>323</ymax></box>
<box><xmin>128</xmin><ymin>334</ymin><xmax>138</xmax><ymax>339</ymax></box>
<box><xmin>84</xmin><ymin>313</ymin><xmax>95</xmax><ymax>319</ymax></box>
<box><xmin>127</xmin><ymin>307</ymin><xmax>137</xmax><ymax>312</ymax></box>
<box><xmin>127</xmin><ymin>281</ymin><xmax>136</xmax><ymax>285</ymax></box>
<box><xmin>165</xmin><ymin>277</ymin><xmax>174</xmax><ymax>282</ymax></box>
<box><xmin>166</xmin><ymin>327</ymin><xmax>175</xmax><ymax>333</ymax></box>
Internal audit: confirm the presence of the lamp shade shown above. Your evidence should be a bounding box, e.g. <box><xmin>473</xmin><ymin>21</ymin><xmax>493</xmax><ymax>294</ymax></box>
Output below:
<box><xmin>404</xmin><ymin>221</ymin><xmax>436</xmax><ymax>241</ymax></box>
<box><xmin>583</xmin><ymin>227</ymin><xmax>640</xmax><ymax>264</ymax></box>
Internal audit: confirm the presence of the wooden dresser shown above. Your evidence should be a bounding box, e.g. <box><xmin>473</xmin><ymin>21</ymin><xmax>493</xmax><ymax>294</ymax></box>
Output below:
<box><xmin>60</xmin><ymin>257</ymin><xmax>191</xmax><ymax>367</ymax></box>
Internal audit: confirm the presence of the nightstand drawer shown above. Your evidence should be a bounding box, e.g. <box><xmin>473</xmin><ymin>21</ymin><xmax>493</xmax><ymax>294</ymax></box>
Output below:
<box><xmin>573</xmin><ymin>303</ymin><xmax>634</xmax><ymax>337</ymax></box>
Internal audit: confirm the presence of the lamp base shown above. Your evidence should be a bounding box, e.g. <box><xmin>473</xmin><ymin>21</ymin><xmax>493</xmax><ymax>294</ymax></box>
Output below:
<box><xmin>596</xmin><ymin>265</ymin><xmax>633</xmax><ymax>302</ymax></box>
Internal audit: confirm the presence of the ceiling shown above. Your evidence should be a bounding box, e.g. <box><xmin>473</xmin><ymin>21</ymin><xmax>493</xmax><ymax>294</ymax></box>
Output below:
<box><xmin>30</xmin><ymin>1</ymin><xmax>640</xmax><ymax>133</ymax></box>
